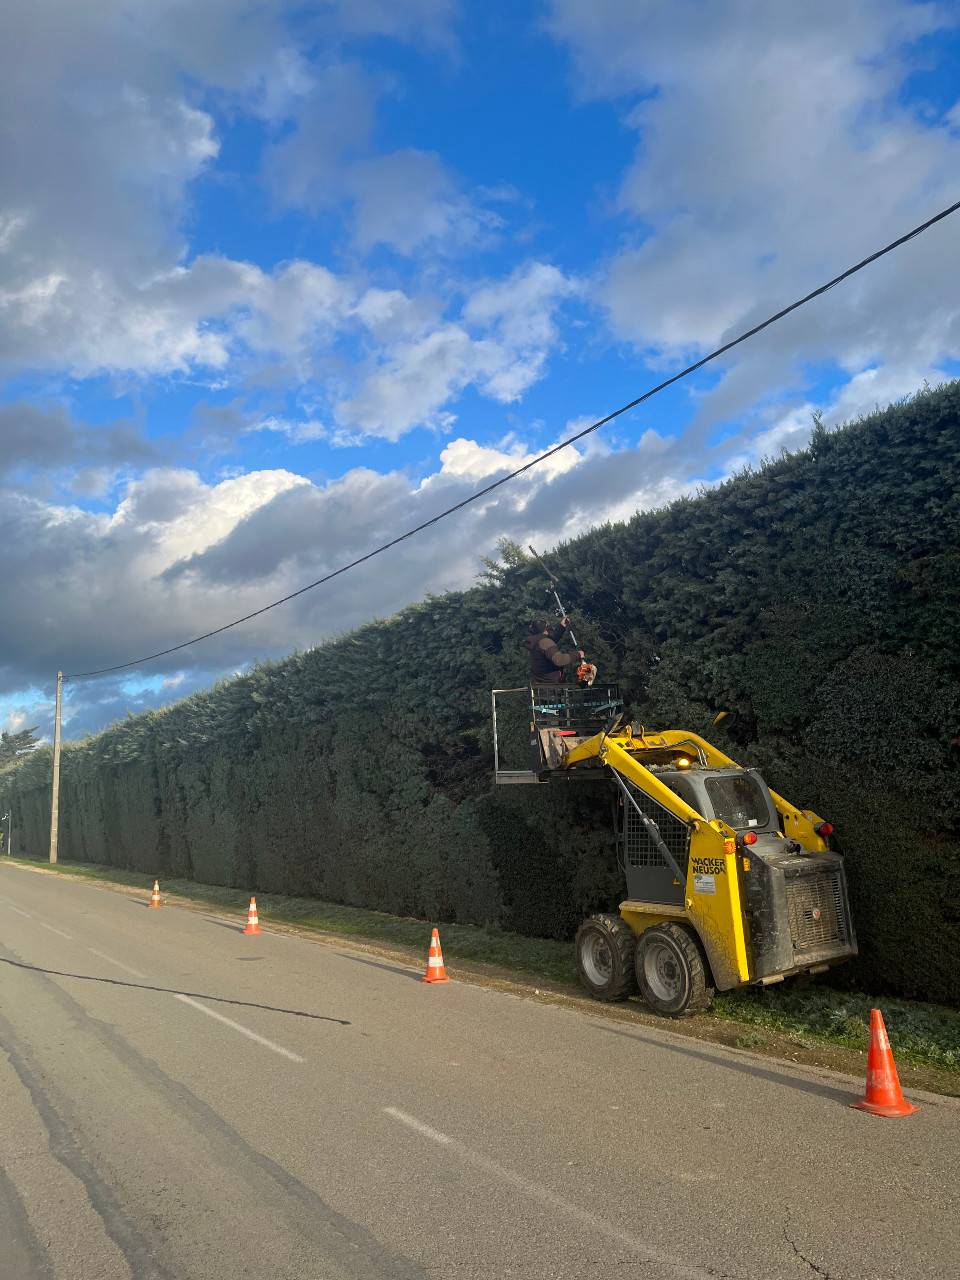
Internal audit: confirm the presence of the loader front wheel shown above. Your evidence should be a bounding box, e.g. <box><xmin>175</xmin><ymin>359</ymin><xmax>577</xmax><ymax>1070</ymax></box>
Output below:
<box><xmin>575</xmin><ymin>914</ymin><xmax>637</xmax><ymax>1002</ymax></box>
<box><xmin>635</xmin><ymin>923</ymin><xmax>713</xmax><ymax>1016</ymax></box>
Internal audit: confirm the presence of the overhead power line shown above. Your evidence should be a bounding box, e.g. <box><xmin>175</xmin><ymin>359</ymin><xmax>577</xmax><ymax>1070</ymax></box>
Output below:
<box><xmin>67</xmin><ymin>197</ymin><xmax>960</xmax><ymax>681</ymax></box>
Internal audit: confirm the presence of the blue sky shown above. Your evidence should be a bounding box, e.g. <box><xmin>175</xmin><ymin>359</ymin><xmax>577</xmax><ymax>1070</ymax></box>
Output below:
<box><xmin>2</xmin><ymin>0</ymin><xmax>959</xmax><ymax>742</ymax></box>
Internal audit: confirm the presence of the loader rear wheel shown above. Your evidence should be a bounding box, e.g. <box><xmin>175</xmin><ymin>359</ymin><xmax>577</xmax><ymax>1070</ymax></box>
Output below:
<box><xmin>575</xmin><ymin>914</ymin><xmax>637</xmax><ymax>1002</ymax></box>
<box><xmin>635</xmin><ymin>923</ymin><xmax>713</xmax><ymax>1017</ymax></box>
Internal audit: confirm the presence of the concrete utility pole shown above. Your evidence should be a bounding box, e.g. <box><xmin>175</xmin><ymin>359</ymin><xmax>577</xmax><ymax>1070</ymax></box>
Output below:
<box><xmin>49</xmin><ymin>671</ymin><xmax>63</xmax><ymax>865</ymax></box>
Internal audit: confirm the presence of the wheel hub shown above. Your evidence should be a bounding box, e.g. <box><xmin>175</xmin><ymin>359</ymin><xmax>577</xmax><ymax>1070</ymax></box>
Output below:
<box><xmin>643</xmin><ymin>940</ymin><xmax>684</xmax><ymax>1003</ymax></box>
<box><xmin>581</xmin><ymin>934</ymin><xmax>613</xmax><ymax>986</ymax></box>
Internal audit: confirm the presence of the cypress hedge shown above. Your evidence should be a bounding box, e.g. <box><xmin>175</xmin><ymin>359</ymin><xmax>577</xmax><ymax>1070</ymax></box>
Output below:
<box><xmin>3</xmin><ymin>382</ymin><xmax>958</xmax><ymax>1003</ymax></box>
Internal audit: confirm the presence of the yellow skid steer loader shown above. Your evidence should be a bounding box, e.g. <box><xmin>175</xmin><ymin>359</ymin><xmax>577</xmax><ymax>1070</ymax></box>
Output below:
<box><xmin>492</xmin><ymin>684</ymin><xmax>857</xmax><ymax>1015</ymax></box>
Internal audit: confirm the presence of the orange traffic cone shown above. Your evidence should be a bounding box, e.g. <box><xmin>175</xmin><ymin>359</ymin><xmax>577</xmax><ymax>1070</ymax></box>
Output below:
<box><xmin>243</xmin><ymin>896</ymin><xmax>261</xmax><ymax>936</ymax></box>
<box><xmin>421</xmin><ymin>927</ymin><xmax>450</xmax><ymax>984</ymax></box>
<box><xmin>148</xmin><ymin>880</ymin><xmax>162</xmax><ymax>908</ymax></box>
<box><xmin>851</xmin><ymin>1009</ymin><xmax>918</xmax><ymax>1117</ymax></box>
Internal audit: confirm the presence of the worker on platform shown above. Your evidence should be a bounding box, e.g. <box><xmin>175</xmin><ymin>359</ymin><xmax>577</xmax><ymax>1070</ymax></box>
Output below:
<box><xmin>525</xmin><ymin>617</ymin><xmax>584</xmax><ymax>685</ymax></box>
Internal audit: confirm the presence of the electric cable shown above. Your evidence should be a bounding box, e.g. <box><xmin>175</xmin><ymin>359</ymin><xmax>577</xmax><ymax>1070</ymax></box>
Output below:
<box><xmin>66</xmin><ymin>197</ymin><xmax>960</xmax><ymax>680</ymax></box>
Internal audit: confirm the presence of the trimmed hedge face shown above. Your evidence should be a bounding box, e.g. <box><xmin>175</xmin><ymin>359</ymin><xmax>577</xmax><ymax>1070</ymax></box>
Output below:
<box><xmin>3</xmin><ymin>383</ymin><xmax>958</xmax><ymax>1004</ymax></box>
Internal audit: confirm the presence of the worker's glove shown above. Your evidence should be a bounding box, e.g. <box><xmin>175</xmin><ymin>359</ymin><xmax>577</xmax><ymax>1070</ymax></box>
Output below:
<box><xmin>577</xmin><ymin>649</ymin><xmax>585</xmax><ymax>659</ymax></box>
<box><xmin>560</xmin><ymin>616</ymin><xmax>571</xmax><ymax>628</ymax></box>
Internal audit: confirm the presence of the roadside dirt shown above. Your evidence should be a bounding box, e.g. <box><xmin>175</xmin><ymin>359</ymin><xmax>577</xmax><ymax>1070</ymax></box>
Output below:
<box><xmin>12</xmin><ymin>860</ymin><xmax>959</xmax><ymax>1099</ymax></box>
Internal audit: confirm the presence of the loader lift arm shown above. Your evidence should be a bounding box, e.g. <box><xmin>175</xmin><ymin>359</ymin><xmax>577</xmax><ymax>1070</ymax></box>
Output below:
<box><xmin>565</xmin><ymin>727</ymin><xmax>833</xmax><ymax>852</ymax></box>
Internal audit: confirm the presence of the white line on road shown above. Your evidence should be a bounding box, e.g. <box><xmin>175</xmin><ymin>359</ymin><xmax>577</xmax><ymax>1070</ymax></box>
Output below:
<box><xmin>37</xmin><ymin>920</ymin><xmax>73</xmax><ymax>940</ymax></box>
<box><xmin>87</xmin><ymin>950</ymin><xmax>302</xmax><ymax>1062</ymax></box>
<box><xmin>383</xmin><ymin>1107</ymin><xmax>718</xmax><ymax>1280</ymax></box>
<box><xmin>87</xmin><ymin>948</ymin><xmax>147</xmax><ymax>980</ymax></box>
<box><xmin>173</xmin><ymin>994</ymin><xmax>305</xmax><ymax>1063</ymax></box>
<box><xmin>384</xmin><ymin>1109</ymin><xmax>453</xmax><ymax>1145</ymax></box>
<box><xmin>3</xmin><ymin>885</ymin><xmax>303</xmax><ymax>1065</ymax></box>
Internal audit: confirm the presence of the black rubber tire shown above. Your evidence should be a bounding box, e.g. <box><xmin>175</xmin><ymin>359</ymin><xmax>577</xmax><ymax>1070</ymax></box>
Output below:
<box><xmin>575</xmin><ymin>913</ymin><xmax>638</xmax><ymax>1002</ymax></box>
<box><xmin>634</xmin><ymin>922</ymin><xmax>714</xmax><ymax>1017</ymax></box>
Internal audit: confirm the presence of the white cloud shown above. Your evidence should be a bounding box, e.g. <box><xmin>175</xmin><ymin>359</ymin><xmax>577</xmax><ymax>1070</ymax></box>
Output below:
<box><xmin>0</xmin><ymin>0</ymin><xmax>255</xmax><ymax>375</ymax></box>
<box><xmin>0</xmin><ymin>423</ymin><xmax>702</xmax><ymax>712</ymax></box>
<box><xmin>336</xmin><ymin>262</ymin><xmax>578</xmax><ymax>438</ymax></box>
<box><xmin>547</xmin><ymin>0</ymin><xmax>960</xmax><ymax>432</ymax></box>
<box><xmin>0</xmin><ymin>2</ymin><xmax>259</xmax><ymax>372</ymax></box>
<box><xmin>0</xmin><ymin>2</ymin><xmax>559</xmax><ymax>445</ymax></box>
<box><xmin>264</xmin><ymin>61</ymin><xmax>379</xmax><ymax>209</ymax></box>
<box><xmin>463</xmin><ymin>262</ymin><xmax>578</xmax><ymax>399</ymax></box>
<box><xmin>747</xmin><ymin>362</ymin><xmax>948</xmax><ymax>463</ymax></box>
<box><xmin>267</xmin><ymin>84</ymin><xmax>501</xmax><ymax>257</ymax></box>
<box><xmin>0</xmin><ymin>402</ymin><xmax>157</xmax><ymax>483</ymax></box>
<box><xmin>349</xmin><ymin>288</ymin><xmax>439</xmax><ymax>343</ymax></box>
<box><xmin>252</xmin><ymin>416</ymin><xmax>329</xmax><ymax>443</ymax></box>
<box><xmin>0</xmin><ymin>251</ymin><xmax>574</xmax><ymax>442</ymax></box>
<box><xmin>334</xmin><ymin>325</ymin><xmax>483</xmax><ymax>437</ymax></box>
<box><xmin>348</xmin><ymin>149</ymin><xmax>501</xmax><ymax>254</ymax></box>
<box><xmin>109</xmin><ymin>467</ymin><xmax>308</xmax><ymax>568</ymax></box>
<box><xmin>0</xmin><ymin>2</ymin><xmax>478</xmax><ymax>380</ymax></box>
<box><xmin>1</xmin><ymin>706</ymin><xmax>39</xmax><ymax>736</ymax></box>
<box><xmin>438</xmin><ymin>435</ymin><xmax>580</xmax><ymax>482</ymax></box>
<box><xmin>0</xmin><ymin>251</ymin><xmax>357</xmax><ymax>378</ymax></box>
<box><xmin>322</xmin><ymin>0</ymin><xmax>459</xmax><ymax>51</ymax></box>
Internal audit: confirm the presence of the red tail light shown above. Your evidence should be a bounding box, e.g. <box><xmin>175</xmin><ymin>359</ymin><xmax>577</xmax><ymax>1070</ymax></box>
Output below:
<box><xmin>815</xmin><ymin>821</ymin><xmax>834</xmax><ymax>837</ymax></box>
<box><xmin>742</xmin><ymin>830</ymin><xmax>758</xmax><ymax>846</ymax></box>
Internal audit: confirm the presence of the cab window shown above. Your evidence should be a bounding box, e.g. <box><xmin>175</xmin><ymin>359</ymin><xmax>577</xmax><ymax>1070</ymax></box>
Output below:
<box><xmin>703</xmin><ymin>774</ymin><xmax>769</xmax><ymax>830</ymax></box>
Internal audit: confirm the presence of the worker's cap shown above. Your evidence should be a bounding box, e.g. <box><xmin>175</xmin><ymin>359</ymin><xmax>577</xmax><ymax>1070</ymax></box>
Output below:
<box><xmin>528</xmin><ymin>618</ymin><xmax>549</xmax><ymax>634</ymax></box>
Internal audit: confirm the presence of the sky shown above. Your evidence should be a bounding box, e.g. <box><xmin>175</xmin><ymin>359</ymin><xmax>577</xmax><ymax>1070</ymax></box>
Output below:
<box><xmin>2</xmin><ymin>0</ymin><xmax>959</xmax><ymax>743</ymax></box>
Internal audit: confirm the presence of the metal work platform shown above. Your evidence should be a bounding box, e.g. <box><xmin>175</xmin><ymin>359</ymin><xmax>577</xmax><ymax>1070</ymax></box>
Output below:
<box><xmin>491</xmin><ymin>684</ymin><xmax>623</xmax><ymax>784</ymax></box>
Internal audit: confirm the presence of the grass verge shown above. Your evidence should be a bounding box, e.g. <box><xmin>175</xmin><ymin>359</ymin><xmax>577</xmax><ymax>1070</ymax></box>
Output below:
<box><xmin>6</xmin><ymin>856</ymin><xmax>958</xmax><ymax>1091</ymax></box>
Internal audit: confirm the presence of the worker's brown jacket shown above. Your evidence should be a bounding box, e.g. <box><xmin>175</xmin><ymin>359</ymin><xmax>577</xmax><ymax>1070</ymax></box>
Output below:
<box><xmin>524</xmin><ymin>628</ymin><xmax>576</xmax><ymax>682</ymax></box>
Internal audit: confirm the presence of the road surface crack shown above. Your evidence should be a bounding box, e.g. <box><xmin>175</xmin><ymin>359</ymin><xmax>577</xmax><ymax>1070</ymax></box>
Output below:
<box><xmin>784</xmin><ymin>1228</ymin><xmax>838</xmax><ymax>1279</ymax></box>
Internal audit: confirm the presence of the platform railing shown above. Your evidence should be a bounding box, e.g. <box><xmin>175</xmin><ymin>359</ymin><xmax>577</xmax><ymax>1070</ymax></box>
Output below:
<box><xmin>492</xmin><ymin>684</ymin><xmax>624</xmax><ymax>783</ymax></box>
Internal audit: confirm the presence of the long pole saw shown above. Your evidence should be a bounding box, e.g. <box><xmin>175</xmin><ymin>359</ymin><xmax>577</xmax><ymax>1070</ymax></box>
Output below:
<box><xmin>528</xmin><ymin>546</ymin><xmax>596</xmax><ymax>685</ymax></box>
<box><xmin>528</xmin><ymin>546</ymin><xmax>579</xmax><ymax>647</ymax></box>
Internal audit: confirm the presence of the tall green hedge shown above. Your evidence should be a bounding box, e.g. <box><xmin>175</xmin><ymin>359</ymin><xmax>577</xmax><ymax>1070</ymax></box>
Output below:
<box><xmin>3</xmin><ymin>383</ymin><xmax>959</xmax><ymax>1003</ymax></box>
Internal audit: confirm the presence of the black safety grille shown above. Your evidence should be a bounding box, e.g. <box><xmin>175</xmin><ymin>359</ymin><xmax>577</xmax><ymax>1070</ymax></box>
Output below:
<box><xmin>785</xmin><ymin>868</ymin><xmax>848</xmax><ymax>951</ymax></box>
<box><xmin>623</xmin><ymin>783</ymin><xmax>691</xmax><ymax>871</ymax></box>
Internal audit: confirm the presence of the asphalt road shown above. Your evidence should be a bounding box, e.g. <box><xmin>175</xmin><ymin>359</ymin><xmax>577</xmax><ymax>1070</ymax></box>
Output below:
<box><xmin>0</xmin><ymin>863</ymin><xmax>957</xmax><ymax>1280</ymax></box>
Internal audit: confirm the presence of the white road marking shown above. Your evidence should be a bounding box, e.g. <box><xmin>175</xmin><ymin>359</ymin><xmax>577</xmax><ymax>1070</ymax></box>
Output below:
<box><xmin>173</xmin><ymin>994</ymin><xmax>305</xmax><ymax>1063</ymax></box>
<box><xmin>384</xmin><ymin>1108</ymin><xmax>453</xmax><ymax>1145</ymax></box>
<box><xmin>1</xmin><ymin>886</ymin><xmax>303</xmax><ymax>1065</ymax></box>
<box><xmin>87</xmin><ymin>952</ymin><xmax>302</xmax><ymax>1061</ymax></box>
<box><xmin>87</xmin><ymin>948</ymin><xmax>147</xmax><ymax>979</ymax></box>
<box><xmin>37</xmin><ymin>920</ymin><xmax>73</xmax><ymax>940</ymax></box>
<box><xmin>383</xmin><ymin>1107</ymin><xmax>718</xmax><ymax>1280</ymax></box>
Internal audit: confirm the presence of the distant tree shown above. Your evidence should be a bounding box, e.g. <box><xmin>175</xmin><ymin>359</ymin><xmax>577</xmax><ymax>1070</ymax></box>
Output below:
<box><xmin>0</xmin><ymin>727</ymin><xmax>40</xmax><ymax>767</ymax></box>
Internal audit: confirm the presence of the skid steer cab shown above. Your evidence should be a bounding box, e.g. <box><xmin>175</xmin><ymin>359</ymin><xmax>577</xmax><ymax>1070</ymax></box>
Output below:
<box><xmin>491</xmin><ymin>685</ymin><xmax>857</xmax><ymax>1016</ymax></box>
